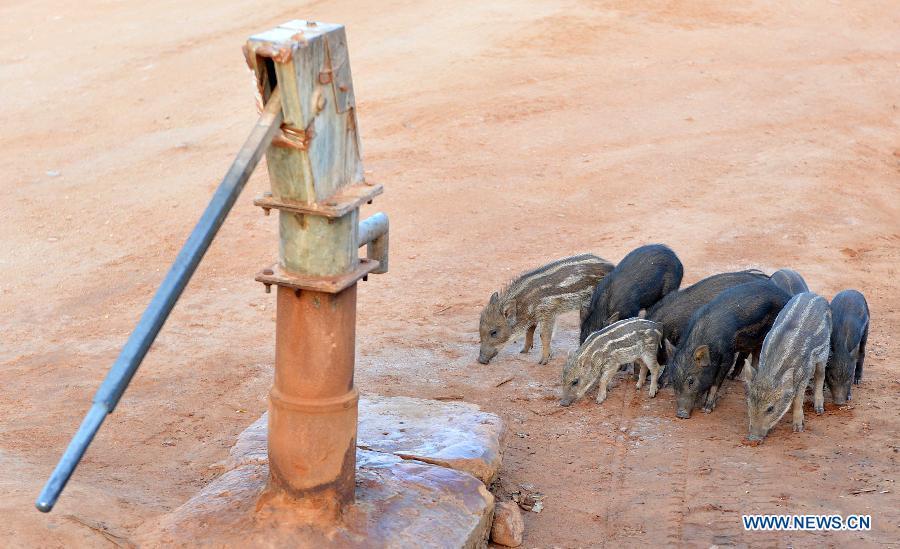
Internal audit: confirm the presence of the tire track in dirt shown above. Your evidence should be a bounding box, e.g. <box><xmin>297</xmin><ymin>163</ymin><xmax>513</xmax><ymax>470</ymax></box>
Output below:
<box><xmin>573</xmin><ymin>377</ymin><xmax>694</xmax><ymax>546</ymax></box>
<box><xmin>677</xmin><ymin>401</ymin><xmax>784</xmax><ymax>547</ymax></box>
<box><xmin>735</xmin><ymin>462</ymin><xmax>784</xmax><ymax>548</ymax></box>
<box><xmin>661</xmin><ymin>411</ymin><xmax>689</xmax><ymax>547</ymax></box>
<box><xmin>597</xmin><ymin>377</ymin><xmax>690</xmax><ymax>546</ymax></box>
<box><xmin>601</xmin><ymin>377</ymin><xmax>640</xmax><ymax>537</ymax></box>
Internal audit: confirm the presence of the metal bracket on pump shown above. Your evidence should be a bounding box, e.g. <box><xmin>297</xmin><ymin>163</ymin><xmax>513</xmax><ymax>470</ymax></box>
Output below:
<box><xmin>244</xmin><ymin>20</ymin><xmax>388</xmax><ymax>292</ymax></box>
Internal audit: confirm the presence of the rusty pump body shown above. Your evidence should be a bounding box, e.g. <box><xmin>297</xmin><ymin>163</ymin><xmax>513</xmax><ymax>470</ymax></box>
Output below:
<box><xmin>37</xmin><ymin>20</ymin><xmax>387</xmax><ymax>517</ymax></box>
<box><xmin>247</xmin><ymin>21</ymin><xmax>386</xmax><ymax>516</ymax></box>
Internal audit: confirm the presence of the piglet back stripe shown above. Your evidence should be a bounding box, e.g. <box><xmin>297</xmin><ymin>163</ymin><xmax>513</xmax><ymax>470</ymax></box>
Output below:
<box><xmin>505</xmin><ymin>254</ymin><xmax>610</xmax><ymax>302</ymax></box>
<box><xmin>583</xmin><ymin>318</ymin><xmax>661</xmax><ymax>356</ymax></box>
<box><xmin>584</xmin><ymin>318</ymin><xmax>659</xmax><ymax>344</ymax></box>
<box><xmin>760</xmin><ymin>292</ymin><xmax>831</xmax><ymax>378</ymax></box>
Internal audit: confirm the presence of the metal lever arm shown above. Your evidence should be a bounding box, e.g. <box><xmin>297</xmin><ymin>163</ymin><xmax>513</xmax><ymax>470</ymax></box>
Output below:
<box><xmin>36</xmin><ymin>89</ymin><xmax>284</xmax><ymax>513</ymax></box>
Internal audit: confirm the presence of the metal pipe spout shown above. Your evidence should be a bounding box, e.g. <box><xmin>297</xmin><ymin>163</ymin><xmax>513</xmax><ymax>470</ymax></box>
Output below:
<box><xmin>358</xmin><ymin>212</ymin><xmax>389</xmax><ymax>274</ymax></box>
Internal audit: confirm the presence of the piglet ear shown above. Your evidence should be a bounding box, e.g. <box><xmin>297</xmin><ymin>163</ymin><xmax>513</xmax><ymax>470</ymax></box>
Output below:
<box><xmin>500</xmin><ymin>299</ymin><xmax>517</xmax><ymax>325</ymax></box>
<box><xmin>693</xmin><ymin>345</ymin><xmax>710</xmax><ymax>368</ymax></box>
<box><xmin>740</xmin><ymin>357</ymin><xmax>755</xmax><ymax>384</ymax></box>
<box><xmin>488</xmin><ymin>292</ymin><xmax>500</xmax><ymax>306</ymax></box>
<box><xmin>664</xmin><ymin>338</ymin><xmax>676</xmax><ymax>360</ymax></box>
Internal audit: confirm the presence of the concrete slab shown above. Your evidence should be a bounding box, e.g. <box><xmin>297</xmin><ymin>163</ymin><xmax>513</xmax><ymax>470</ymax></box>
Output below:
<box><xmin>137</xmin><ymin>395</ymin><xmax>504</xmax><ymax>548</ymax></box>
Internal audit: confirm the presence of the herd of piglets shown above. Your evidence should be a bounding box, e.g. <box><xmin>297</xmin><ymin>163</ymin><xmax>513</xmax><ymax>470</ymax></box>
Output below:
<box><xmin>478</xmin><ymin>245</ymin><xmax>870</xmax><ymax>442</ymax></box>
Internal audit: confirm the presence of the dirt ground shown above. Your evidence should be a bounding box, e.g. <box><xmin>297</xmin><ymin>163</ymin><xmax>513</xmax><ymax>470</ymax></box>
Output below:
<box><xmin>1</xmin><ymin>0</ymin><xmax>898</xmax><ymax>547</ymax></box>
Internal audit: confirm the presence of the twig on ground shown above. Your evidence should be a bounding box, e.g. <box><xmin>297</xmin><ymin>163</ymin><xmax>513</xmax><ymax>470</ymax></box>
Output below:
<box><xmin>528</xmin><ymin>407</ymin><xmax>566</xmax><ymax>417</ymax></box>
<box><xmin>64</xmin><ymin>515</ymin><xmax>133</xmax><ymax>548</ymax></box>
<box><xmin>495</xmin><ymin>376</ymin><xmax>514</xmax><ymax>388</ymax></box>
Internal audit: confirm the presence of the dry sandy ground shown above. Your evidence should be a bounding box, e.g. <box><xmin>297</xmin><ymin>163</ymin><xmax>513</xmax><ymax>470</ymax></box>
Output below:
<box><xmin>1</xmin><ymin>0</ymin><xmax>899</xmax><ymax>547</ymax></box>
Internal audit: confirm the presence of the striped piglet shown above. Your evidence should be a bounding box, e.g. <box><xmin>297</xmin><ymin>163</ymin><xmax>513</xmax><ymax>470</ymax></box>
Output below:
<box><xmin>479</xmin><ymin>254</ymin><xmax>614</xmax><ymax>365</ymax></box>
<box><xmin>560</xmin><ymin>318</ymin><xmax>664</xmax><ymax>406</ymax></box>
<box><xmin>742</xmin><ymin>292</ymin><xmax>832</xmax><ymax>440</ymax></box>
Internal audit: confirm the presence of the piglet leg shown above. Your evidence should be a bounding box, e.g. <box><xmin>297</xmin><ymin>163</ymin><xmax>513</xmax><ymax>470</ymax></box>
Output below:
<box><xmin>813</xmin><ymin>361</ymin><xmax>826</xmax><ymax>415</ymax></box>
<box><xmin>792</xmin><ymin>390</ymin><xmax>806</xmax><ymax>432</ymax></box>
<box><xmin>521</xmin><ymin>324</ymin><xmax>536</xmax><ymax>354</ymax></box>
<box><xmin>538</xmin><ymin>318</ymin><xmax>555</xmax><ymax>365</ymax></box>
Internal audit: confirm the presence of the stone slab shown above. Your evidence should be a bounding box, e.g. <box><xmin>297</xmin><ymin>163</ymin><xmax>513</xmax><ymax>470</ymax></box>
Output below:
<box><xmin>137</xmin><ymin>450</ymin><xmax>493</xmax><ymax>548</ymax></box>
<box><xmin>137</xmin><ymin>395</ymin><xmax>504</xmax><ymax>548</ymax></box>
<box><xmin>358</xmin><ymin>395</ymin><xmax>504</xmax><ymax>484</ymax></box>
<box><xmin>218</xmin><ymin>395</ymin><xmax>504</xmax><ymax>484</ymax></box>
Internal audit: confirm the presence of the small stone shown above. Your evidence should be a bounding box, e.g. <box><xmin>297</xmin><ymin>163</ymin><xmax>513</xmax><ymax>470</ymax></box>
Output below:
<box><xmin>491</xmin><ymin>501</ymin><xmax>524</xmax><ymax>547</ymax></box>
<box><xmin>46</xmin><ymin>170</ymin><xmax>60</xmax><ymax>177</ymax></box>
